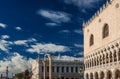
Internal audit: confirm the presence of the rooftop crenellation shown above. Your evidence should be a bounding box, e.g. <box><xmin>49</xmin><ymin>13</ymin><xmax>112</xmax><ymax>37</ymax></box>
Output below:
<box><xmin>83</xmin><ymin>0</ymin><xmax>114</xmax><ymax>28</ymax></box>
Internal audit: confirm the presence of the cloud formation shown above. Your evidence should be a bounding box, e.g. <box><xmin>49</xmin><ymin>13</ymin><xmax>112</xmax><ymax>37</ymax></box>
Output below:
<box><xmin>0</xmin><ymin>39</ymin><xmax>13</xmax><ymax>52</ymax></box>
<box><xmin>74</xmin><ymin>29</ymin><xmax>83</xmax><ymax>35</ymax></box>
<box><xmin>45</xmin><ymin>23</ymin><xmax>58</xmax><ymax>27</ymax></box>
<box><xmin>0</xmin><ymin>52</ymin><xmax>33</xmax><ymax>77</ymax></box>
<box><xmin>63</xmin><ymin>0</ymin><xmax>100</xmax><ymax>8</ymax></box>
<box><xmin>27</xmin><ymin>43</ymin><xmax>70</xmax><ymax>54</ymax></box>
<box><xmin>0</xmin><ymin>23</ymin><xmax>7</xmax><ymax>28</ymax></box>
<box><xmin>37</xmin><ymin>10</ymin><xmax>71</xmax><ymax>25</ymax></box>
<box><xmin>14</xmin><ymin>38</ymin><xmax>37</xmax><ymax>46</ymax></box>
<box><xmin>59</xmin><ymin>30</ymin><xmax>70</xmax><ymax>33</ymax></box>
<box><xmin>1</xmin><ymin>35</ymin><xmax>10</xmax><ymax>39</ymax></box>
<box><xmin>74</xmin><ymin>43</ymin><xmax>83</xmax><ymax>48</ymax></box>
<box><xmin>15</xmin><ymin>27</ymin><xmax>22</xmax><ymax>31</ymax></box>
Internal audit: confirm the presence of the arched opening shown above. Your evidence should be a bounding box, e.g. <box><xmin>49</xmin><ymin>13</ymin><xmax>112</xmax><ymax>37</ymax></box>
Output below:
<box><xmin>113</xmin><ymin>50</ymin><xmax>117</xmax><ymax>62</ymax></box>
<box><xmin>94</xmin><ymin>58</ymin><xmax>96</xmax><ymax>66</ymax></box>
<box><xmin>95</xmin><ymin>72</ymin><xmax>98</xmax><ymax>79</ymax></box>
<box><xmin>90</xmin><ymin>73</ymin><xmax>93</xmax><ymax>79</ymax></box>
<box><xmin>88</xmin><ymin>60</ymin><xmax>90</xmax><ymax>68</ymax></box>
<box><xmin>107</xmin><ymin>70</ymin><xmax>112</xmax><ymax>79</ymax></box>
<box><xmin>100</xmin><ymin>71</ymin><xmax>105</xmax><ymax>79</ymax></box>
<box><xmin>118</xmin><ymin>49</ymin><xmax>120</xmax><ymax>61</ymax></box>
<box><xmin>115</xmin><ymin>70</ymin><xmax>120</xmax><ymax>79</ymax></box>
<box><xmin>106</xmin><ymin>53</ymin><xmax>109</xmax><ymax>63</ymax></box>
<box><xmin>90</xmin><ymin>59</ymin><xmax>91</xmax><ymax>67</ymax></box>
<box><xmin>86</xmin><ymin>61</ymin><xmax>88</xmax><ymax>68</ymax></box>
<box><xmin>110</xmin><ymin>52</ymin><xmax>112</xmax><ymax>62</ymax></box>
<box><xmin>97</xmin><ymin>57</ymin><xmax>99</xmax><ymax>65</ymax></box>
<box><xmin>92</xmin><ymin>59</ymin><xmax>94</xmax><ymax>67</ymax></box>
<box><xmin>86</xmin><ymin>73</ymin><xmax>89</xmax><ymax>79</ymax></box>
<box><xmin>103</xmin><ymin>23</ymin><xmax>109</xmax><ymax>38</ymax></box>
<box><xmin>90</xmin><ymin>34</ymin><xmax>94</xmax><ymax>46</ymax></box>
<box><xmin>103</xmin><ymin>54</ymin><xmax>105</xmax><ymax>64</ymax></box>
<box><xmin>100</xmin><ymin>56</ymin><xmax>102</xmax><ymax>65</ymax></box>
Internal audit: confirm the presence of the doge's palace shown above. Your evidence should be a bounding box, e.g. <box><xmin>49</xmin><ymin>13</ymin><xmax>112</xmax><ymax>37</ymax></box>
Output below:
<box><xmin>83</xmin><ymin>0</ymin><xmax>120</xmax><ymax>79</ymax></box>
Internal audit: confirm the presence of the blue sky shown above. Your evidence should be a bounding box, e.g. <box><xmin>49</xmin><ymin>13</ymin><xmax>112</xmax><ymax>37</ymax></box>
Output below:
<box><xmin>0</xmin><ymin>0</ymin><xmax>107</xmax><ymax>75</ymax></box>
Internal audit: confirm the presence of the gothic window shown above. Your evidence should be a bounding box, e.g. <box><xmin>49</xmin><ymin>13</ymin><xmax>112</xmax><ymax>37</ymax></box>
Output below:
<box><xmin>103</xmin><ymin>23</ymin><xmax>109</xmax><ymax>38</ymax></box>
<box><xmin>62</xmin><ymin>67</ymin><xmax>64</xmax><ymax>73</ymax></box>
<box><xmin>71</xmin><ymin>67</ymin><xmax>73</xmax><ymax>73</ymax></box>
<box><xmin>42</xmin><ymin>66</ymin><xmax>43</xmax><ymax>72</ymax></box>
<box><xmin>115</xmin><ymin>3</ymin><xmax>119</xmax><ymax>8</ymax></box>
<box><xmin>106</xmin><ymin>54</ymin><xmax>109</xmax><ymax>63</ymax></box>
<box><xmin>57</xmin><ymin>67</ymin><xmax>59</xmax><ymax>73</ymax></box>
<box><xmin>75</xmin><ymin>67</ymin><xmax>78</xmax><ymax>73</ymax></box>
<box><xmin>66</xmin><ymin>67</ymin><xmax>69</xmax><ymax>72</ymax></box>
<box><xmin>90</xmin><ymin>34</ymin><xmax>94</xmax><ymax>46</ymax></box>
<box><xmin>52</xmin><ymin>66</ymin><xmax>54</xmax><ymax>72</ymax></box>
<box><xmin>47</xmin><ymin>66</ymin><xmax>49</xmax><ymax>72</ymax></box>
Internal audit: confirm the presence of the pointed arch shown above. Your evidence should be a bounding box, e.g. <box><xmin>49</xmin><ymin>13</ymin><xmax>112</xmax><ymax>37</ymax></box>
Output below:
<box><xmin>103</xmin><ymin>23</ymin><xmax>109</xmax><ymax>38</ymax></box>
<box><xmin>90</xmin><ymin>34</ymin><xmax>94</xmax><ymax>46</ymax></box>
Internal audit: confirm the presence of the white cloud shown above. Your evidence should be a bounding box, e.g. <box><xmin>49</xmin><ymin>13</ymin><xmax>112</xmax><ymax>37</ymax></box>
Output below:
<box><xmin>37</xmin><ymin>10</ymin><xmax>71</xmax><ymax>24</ymax></box>
<box><xmin>15</xmin><ymin>27</ymin><xmax>22</xmax><ymax>31</ymax></box>
<box><xmin>27</xmin><ymin>38</ymin><xmax>37</xmax><ymax>42</ymax></box>
<box><xmin>0</xmin><ymin>23</ymin><xmax>7</xmax><ymax>28</ymax></box>
<box><xmin>74</xmin><ymin>29</ymin><xmax>83</xmax><ymax>35</ymax></box>
<box><xmin>74</xmin><ymin>43</ymin><xmax>83</xmax><ymax>48</ymax></box>
<box><xmin>26</xmin><ymin>43</ymin><xmax>70</xmax><ymax>54</ymax></box>
<box><xmin>63</xmin><ymin>0</ymin><xmax>100</xmax><ymax>8</ymax></box>
<box><xmin>14</xmin><ymin>40</ymin><xmax>27</xmax><ymax>45</ymax></box>
<box><xmin>0</xmin><ymin>52</ymin><xmax>34</xmax><ymax>77</ymax></box>
<box><xmin>0</xmin><ymin>40</ymin><xmax>13</xmax><ymax>52</ymax></box>
<box><xmin>14</xmin><ymin>38</ymin><xmax>37</xmax><ymax>46</ymax></box>
<box><xmin>45</xmin><ymin>23</ymin><xmax>58</xmax><ymax>26</ymax></box>
<box><xmin>74</xmin><ymin>51</ymin><xmax>83</xmax><ymax>56</ymax></box>
<box><xmin>59</xmin><ymin>30</ymin><xmax>70</xmax><ymax>33</ymax></box>
<box><xmin>1</xmin><ymin>35</ymin><xmax>10</xmax><ymax>39</ymax></box>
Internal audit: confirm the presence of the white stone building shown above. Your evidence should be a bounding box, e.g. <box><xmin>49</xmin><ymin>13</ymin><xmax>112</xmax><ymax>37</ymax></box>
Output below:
<box><xmin>83</xmin><ymin>0</ymin><xmax>120</xmax><ymax>79</ymax></box>
<box><xmin>31</xmin><ymin>54</ymin><xmax>83</xmax><ymax>79</ymax></box>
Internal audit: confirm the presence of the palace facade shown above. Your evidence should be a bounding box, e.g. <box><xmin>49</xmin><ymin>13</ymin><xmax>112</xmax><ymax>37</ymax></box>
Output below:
<box><xmin>31</xmin><ymin>54</ymin><xmax>83</xmax><ymax>79</ymax></box>
<box><xmin>83</xmin><ymin>0</ymin><xmax>120</xmax><ymax>79</ymax></box>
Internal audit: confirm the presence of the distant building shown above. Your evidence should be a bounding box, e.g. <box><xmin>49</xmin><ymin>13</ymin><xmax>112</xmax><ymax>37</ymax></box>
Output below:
<box><xmin>83</xmin><ymin>0</ymin><xmax>120</xmax><ymax>79</ymax></box>
<box><xmin>31</xmin><ymin>54</ymin><xmax>84</xmax><ymax>79</ymax></box>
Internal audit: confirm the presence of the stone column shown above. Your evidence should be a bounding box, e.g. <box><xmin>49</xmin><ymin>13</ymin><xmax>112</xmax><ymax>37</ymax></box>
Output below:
<box><xmin>111</xmin><ymin>48</ymin><xmax>114</xmax><ymax>62</ymax></box>
<box><xmin>112</xmin><ymin>72</ymin><xmax>116</xmax><ymax>79</ymax></box>
<box><xmin>108</xmin><ymin>50</ymin><xmax>111</xmax><ymax>65</ymax></box>
<box><xmin>48</xmin><ymin>55</ymin><xmax>53</xmax><ymax>79</ymax></box>
<box><xmin>42</xmin><ymin>61</ymin><xmax>46</xmax><ymax>79</ymax></box>
<box><xmin>98</xmin><ymin>72</ymin><xmax>101</xmax><ymax>79</ymax></box>
<box><xmin>105</xmin><ymin>71</ymin><xmax>107</xmax><ymax>79</ymax></box>
<box><xmin>114</xmin><ymin>46</ymin><xmax>119</xmax><ymax>62</ymax></box>
<box><xmin>54</xmin><ymin>66</ymin><xmax>57</xmax><ymax>73</ymax></box>
<box><xmin>100</xmin><ymin>54</ymin><xmax>103</xmax><ymax>66</ymax></box>
<box><xmin>69</xmin><ymin>67</ymin><xmax>71</xmax><ymax>73</ymax></box>
<box><xmin>64</xmin><ymin>66</ymin><xmax>66</xmax><ymax>73</ymax></box>
<box><xmin>59</xmin><ymin>66</ymin><xmax>62</xmax><ymax>73</ymax></box>
<box><xmin>93</xmin><ymin>74</ymin><xmax>95</xmax><ymax>79</ymax></box>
